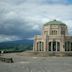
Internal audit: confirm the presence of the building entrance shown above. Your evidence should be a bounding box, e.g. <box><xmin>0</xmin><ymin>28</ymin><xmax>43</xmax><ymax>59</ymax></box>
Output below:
<box><xmin>49</xmin><ymin>41</ymin><xmax>60</xmax><ymax>52</ymax></box>
<box><xmin>53</xmin><ymin>41</ymin><xmax>56</xmax><ymax>51</ymax></box>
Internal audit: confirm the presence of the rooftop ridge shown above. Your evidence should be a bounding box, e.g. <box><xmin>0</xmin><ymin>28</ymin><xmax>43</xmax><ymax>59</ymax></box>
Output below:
<box><xmin>44</xmin><ymin>20</ymin><xmax>66</xmax><ymax>26</ymax></box>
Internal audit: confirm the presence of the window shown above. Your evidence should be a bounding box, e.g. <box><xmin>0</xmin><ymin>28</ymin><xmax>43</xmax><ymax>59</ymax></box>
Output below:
<box><xmin>51</xmin><ymin>30</ymin><xmax>57</xmax><ymax>35</ymax></box>
<box><xmin>37</xmin><ymin>41</ymin><xmax>44</xmax><ymax>51</ymax></box>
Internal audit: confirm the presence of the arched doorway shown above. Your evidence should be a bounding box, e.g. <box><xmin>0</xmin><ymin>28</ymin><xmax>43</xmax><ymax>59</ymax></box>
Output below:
<box><xmin>48</xmin><ymin>41</ymin><xmax>60</xmax><ymax>52</ymax></box>
<box><xmin>57</xmin><ymin>42</ymin><xmax>60</xmax><ymax>51</ymax></box>
<box><xmin>49</xmin><ymin>42</ymin><xmax>51</xmax><ymax>51</ymax></box>
<box><xmin>53</xmin><ymin>41</ymin><xmax>56</xmax><ymax>51</ymax></box>
<box><xmin>37</xmin><ymin>41</ymin><xmax>44</xmax><ymax>51</ymax></box>
<box><xmin>65</xmin><ymin>41</ymin><xmax>72</xmax><ymax>51</ymax></box>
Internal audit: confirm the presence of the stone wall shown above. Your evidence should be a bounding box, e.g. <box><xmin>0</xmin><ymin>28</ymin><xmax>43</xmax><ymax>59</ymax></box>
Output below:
<box><xmin>19</xmin><ymin>51</ymin><xmax>72</xmax><ymax>57</ymax></box>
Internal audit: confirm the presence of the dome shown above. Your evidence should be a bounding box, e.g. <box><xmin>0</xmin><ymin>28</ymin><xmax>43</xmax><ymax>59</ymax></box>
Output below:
<box><xmin>44</xmin><ymin>20</ymin><xmax>66</xmax><ymax>26</ymax></box>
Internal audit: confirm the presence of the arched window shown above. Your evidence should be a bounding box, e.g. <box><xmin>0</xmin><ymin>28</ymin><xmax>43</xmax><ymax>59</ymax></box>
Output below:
<box><xmin>37</xmin><ymin>41</ymin><xmax>44</xmax><ymax>51</ymax></box>
<box><xmin>51</xmin><ymin>30</ymin><xmax>57</xmax><ymax>35</ymax></box>
<box><xmin>51</xmin><ymin>30</ymin><xmax>54</xmax><ymax>35</ymax></box>
<box><xmin>55</xmin><ymin>31</ymin><xmax>57</xmax><ymax>35</ymax></box>
<box><xmin>48</xmin><ymin>41</ymin><xmax>60</xmax><ymax>51</ymax></box>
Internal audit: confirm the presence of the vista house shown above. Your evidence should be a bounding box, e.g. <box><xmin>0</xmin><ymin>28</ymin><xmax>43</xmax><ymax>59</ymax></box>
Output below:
<box><xmin>33</xmin><ymin>20</ymin><xmax>72</xmax><ymax>52</ymax></box>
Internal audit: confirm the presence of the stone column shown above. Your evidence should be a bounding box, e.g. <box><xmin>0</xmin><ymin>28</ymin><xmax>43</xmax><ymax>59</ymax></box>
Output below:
<box><xmin>46</xmin><ymin>42</ymin><xmax>48</xmax><ymax>51</ymax></box>
<box><xmin>51</xmin><ymin>42</ymin><xmax>53</xmax><ymax>51</ymax></box>
<box><xmin>33</xmin><ymin>43</ymin><xmax>35</xmax><ymax>52</ymax></box>
<box><xmin>65</xmin><ymin>42</ymin><xmax>66</xmax><ymax>51</ymax></box>
<box><xmin>67</xmin><ymin>42</ymin><xmax>68</xmax><ymax>51</ymax></box>
<box><xmin>69</xmin><ymin>42</ymin><xmax>71</xmax><ymax>51</ymax></box>
<box><xmin>70</xmin><ymin>42</ymin><xmax>71</xmax><ymax>51</ymax></box>
<box><xmin>44</xmin><ymin>42</ymin><xmax>46</xmax><ymax>52</ymax></box>
<box><xmin>38</xmin><ymin>42</ymin><xmax>40</xmax><ymax>51</ymax></box>
<box><xmin>38</xmin><ymin>43</ymin><xmax>39</xmax><ymax>51</ymax></box>
<box><xmin>41</xmin><ymin>42</ymin><xmax>42</xmax><ymax>51</ymax></box>
<box><xmin>36</xmin><ymin>43</ymin><xmax>38</xmax><ymax>51</ymax></box>
<box><xmin>69</xmin><ymin>42</ymin><xmax>70</xmax><ymax>51</ymax></box>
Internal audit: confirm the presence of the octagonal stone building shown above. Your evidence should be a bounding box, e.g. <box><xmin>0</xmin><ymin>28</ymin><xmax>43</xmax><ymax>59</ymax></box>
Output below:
<box><xmin>33</xmin><ymin>20</ymin><xmax>72</xmax><ymax>52</ymax></box>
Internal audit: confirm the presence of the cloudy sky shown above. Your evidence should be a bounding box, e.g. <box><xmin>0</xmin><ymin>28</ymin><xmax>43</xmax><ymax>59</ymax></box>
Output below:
<box><xmin>0</xmin><ymin>0</ymin><xmax>72</xmax><ymax>42</ymax></box>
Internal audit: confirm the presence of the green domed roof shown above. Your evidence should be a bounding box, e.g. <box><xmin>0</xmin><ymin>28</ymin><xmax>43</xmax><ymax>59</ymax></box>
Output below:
<box><xmin>44</xmin><ymin>20</ymin><xmax>66</xmax><ymax>26</ymax></box>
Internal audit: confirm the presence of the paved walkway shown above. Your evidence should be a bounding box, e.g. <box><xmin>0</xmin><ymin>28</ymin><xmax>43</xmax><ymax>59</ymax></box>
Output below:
<box><xmin>0</xmin><ymin>54</ymin><xmax>72</xmax><ymax>72</ymax></box>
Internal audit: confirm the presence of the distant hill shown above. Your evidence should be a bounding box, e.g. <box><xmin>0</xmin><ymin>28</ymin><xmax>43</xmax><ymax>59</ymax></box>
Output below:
<box><xmin>0</xmin><ymin>39</ymin><xmax>33</xmax><ymax>52</ymax></box>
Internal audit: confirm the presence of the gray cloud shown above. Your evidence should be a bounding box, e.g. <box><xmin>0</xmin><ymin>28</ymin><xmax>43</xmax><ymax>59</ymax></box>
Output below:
<box><xmin>0</xmin><ymin>0</ymin><xmax>72</xmax><ymax>42</ymax></box>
